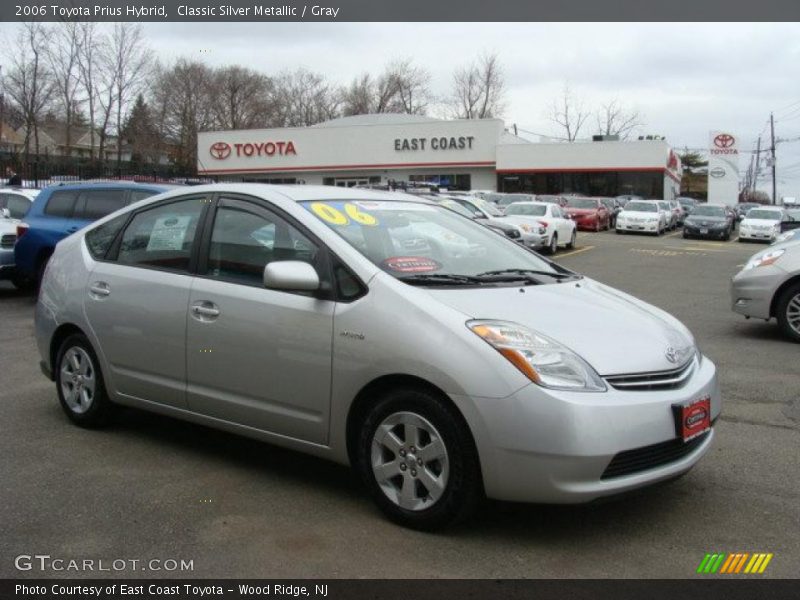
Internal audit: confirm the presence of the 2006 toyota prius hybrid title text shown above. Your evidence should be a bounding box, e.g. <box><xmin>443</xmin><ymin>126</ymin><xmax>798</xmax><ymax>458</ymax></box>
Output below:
<box><xmin>35</xmin><ymin>184</ymin><xmax>720</xmax><ymax>530</ymax></box>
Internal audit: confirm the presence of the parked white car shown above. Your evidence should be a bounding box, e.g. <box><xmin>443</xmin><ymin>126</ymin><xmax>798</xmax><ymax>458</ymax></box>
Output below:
<box><xmin>739</xmin><ymin>207</ymin><xmax>786</xmax><ymax>243</ymax></box>
<box><xmin>615</xmin><ymin>200</ymin><xmax>667</xmax><ymax>235</ymax></box>
<box><xmin>657</xmin><ymin>201</ymin><xmax>677</xmax><ymax>230</ymax></box>
<box><xmin>504</xmin><ymin>201</ymin><xmax>577</xmax><ymax>254</ymax></box>
<box><xmin>0</xmin><ymin>187</ymin><xmax>39</xmax><ymax>288</ymax></box>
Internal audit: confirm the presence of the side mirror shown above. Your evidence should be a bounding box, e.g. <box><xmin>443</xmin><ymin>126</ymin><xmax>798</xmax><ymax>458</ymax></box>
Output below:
<box><xmin>0</xmin><ymin>208</ymin><xmax>10</xmax><ymax>219</ymax></box>
<box><xmin>263</xmin><ymin>261</ymin><xmax>320</xmax><ymax>292</ymax></box>
<box><xmin>474</xmin><ymin>211</ymin><xmax>485</xmax><ymax>218</ymax></box>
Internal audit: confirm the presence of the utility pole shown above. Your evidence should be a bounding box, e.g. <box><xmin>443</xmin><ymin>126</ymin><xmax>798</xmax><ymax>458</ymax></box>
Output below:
<box><xmin>753</xmin><ymin>136</ymin><xmax>761</xmax><ymax>194</ymax></box>
<box><xmin>770</xmin><ymin>112</ymin><xmax>777</xmax><ymax>205</ymax></box>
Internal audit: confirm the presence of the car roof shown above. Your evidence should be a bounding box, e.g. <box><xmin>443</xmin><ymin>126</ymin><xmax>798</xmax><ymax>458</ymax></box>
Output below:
<box><xmin>40</xmin><ymin>181</ymin><xmax>177</xmax><ymax>192</ymax></box>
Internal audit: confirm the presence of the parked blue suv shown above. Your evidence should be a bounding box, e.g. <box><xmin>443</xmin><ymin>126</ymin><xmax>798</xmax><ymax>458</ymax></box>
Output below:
<box><xmin>15</xmin><ymin>182</ymin><xmax>174</xmax><ymax>287</ymax></box>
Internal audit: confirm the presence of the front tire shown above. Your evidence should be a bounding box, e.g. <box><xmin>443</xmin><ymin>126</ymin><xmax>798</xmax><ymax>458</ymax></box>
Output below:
<box><xmin>776</xmin><ymin>282</ymin><xmax>800</xmax><ymax>343</ymax></box>
<box><xmin>356</xmin><ymin>388</ymin><xmax>482</xmax><ymax>530</ymax></box>
<box><xmin>55</xmin><ymin>334</ymin><xmax>114</xmax><ymax>427</ymax></box>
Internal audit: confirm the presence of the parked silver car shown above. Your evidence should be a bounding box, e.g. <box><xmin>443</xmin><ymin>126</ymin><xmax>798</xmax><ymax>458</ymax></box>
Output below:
<box><xmin>731</xmin><ymin>239</ymin><xmax>800</xmax><ymax>342</ymax></box>
<box><xmin>36</xmin><ymin>185</ymin><xmax>720</xmax><ymax>529</ymax></box>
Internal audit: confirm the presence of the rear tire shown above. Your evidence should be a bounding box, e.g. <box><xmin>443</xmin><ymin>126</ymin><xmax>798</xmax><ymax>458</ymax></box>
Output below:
<box><xmin>55</xmin><ymin>334</ymin><xmax>115</xmax><ymax>427</ymax></box>
<box><xmin>356</xmin><ymin>388</ymin><xmax>482</xmax><ymax>530</ymax></box>
<box><xmin>548</xmin><ymin>233</ymin><xmax>558</xmax><ymax>255</ymax></box>
<box><xmin>566</xmin><ymin>229</ymin><xmax>577</xmax><ymax>249</ymax></box>
<box><xmin>776</xmin><ymin>282</ymin><xmax>800</xmax><ymax>343</ymax></box>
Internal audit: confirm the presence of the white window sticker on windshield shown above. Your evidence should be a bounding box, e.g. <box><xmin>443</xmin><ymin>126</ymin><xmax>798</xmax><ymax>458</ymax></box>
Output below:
<box><xmin>146</xmin><ymin>215</ymin><xmax>192</xmax><ymax>251</ymax></box>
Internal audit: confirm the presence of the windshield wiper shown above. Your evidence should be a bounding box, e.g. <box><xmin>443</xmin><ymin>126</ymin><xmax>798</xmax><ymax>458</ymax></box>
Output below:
<box><xmin>475</xmin><ymin>268</ymin><xmax>579</xmax><ymax>281</ymax></box>
<box><xmin>397</xmin><ymin>273</ymin><xmax>487</xmax><ymax>286</ymax></box>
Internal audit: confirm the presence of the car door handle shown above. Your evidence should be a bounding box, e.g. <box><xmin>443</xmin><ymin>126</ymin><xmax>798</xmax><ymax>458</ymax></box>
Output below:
<box><xmin>88</xmin><ymin>282</ymin><xmax>110</xmax><ymax>298</ymax></box>
<box><xmin>191</xmin><ymin>302</ymin><xmax>220</xmax><ymax>319</ymax></box>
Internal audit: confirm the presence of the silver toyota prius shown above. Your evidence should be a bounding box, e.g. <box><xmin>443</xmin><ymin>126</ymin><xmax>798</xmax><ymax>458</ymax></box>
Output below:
<box><xmin>35</xmin><ymin>184</ymin><xmax>720</xmax><ymax>530</ymax></box>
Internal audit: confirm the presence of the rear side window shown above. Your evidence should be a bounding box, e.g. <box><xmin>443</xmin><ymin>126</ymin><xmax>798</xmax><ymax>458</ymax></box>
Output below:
<box><xmin>85</xmin><ymin>214</ymin><xmax>129</xmax><ymax>260</ymax></box>
<box><xmin>117</xmin><ymin>198</ymin><xmax>204</xmax><ymax>272</ymax></box>
<box><xmin>77</xmin><ymin>189</ymin><xmax>128</xmax><ymax>220</ymax></box>
<box><xmin>44</xmin><ymin>191</ymin><xmax>79</xmax><ymax>217</ymax></box>
<box><xmin>5</xmin><ymin>194</ymin><xmax>31</xmax><ymax>219</ymax></box>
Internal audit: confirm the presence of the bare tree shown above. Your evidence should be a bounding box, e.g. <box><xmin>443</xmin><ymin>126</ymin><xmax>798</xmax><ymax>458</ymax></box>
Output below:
<box><xmin>549</xmin><ymin>84</ymin><xmax>591</xmax><ymax>142</ymax></box>
<box><xmin>75</xmin><ymin>22</ymin><xmax>101</xmax><ymax>159</ymax></box>
<box><xmin>449</xmin><ymin>52</ymin><xmax>506</xmax><ymax>119</ymax></box>
<box><xmin>211</xmin><ymin>66</ymin><xmax>273</xmax><ymax>130</ymax></box>
<box><xmin>5</xmin><ymin>23</ymin><xmax>55</xmax><ymax>160</ymax></box>
<box><xmin>107</xmin><ymin>23</ymin><xmax>153</xmax><ymax>167</ymax></box>
<box><xmin>340</xmin><ymin>74</ymin><xmax>374</xmax><ymax>116</ymax></box>
<box><xmin>594</xmin><ymin>99</ymin><xmax>642</xmax><ymax>140</ymax></box>
<box><xmin>45</xmin><ymin>21</ymin><xmax>82</xmax><ymax>156</ymax></box>
<box><xmin>389</xmin><ymin>58</ymin><xmax>431</xmax><ymax>115</ymax></box>
<box><xmin>150</xmin><ymin>59</ymin><xmax>215</xmax><ymax>171</ymax></box>
<box><xmin>270</xmin><ymin>69</ymin><xmax>340</xmax><ymax>127</ymax></box>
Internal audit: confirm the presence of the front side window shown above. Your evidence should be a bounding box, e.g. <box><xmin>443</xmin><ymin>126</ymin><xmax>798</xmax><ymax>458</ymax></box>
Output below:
<box><xmin>85</xmin><ymin>214</ymin><xmax>129</xmax><ymax>259</ymax></box>
<box><xmin>117</xmin><ymin>198</ymin><xmax>204</xmax><ymax>272</ymax></box>
<box><xmin>207</xmin><ymin>200</ymin><xmax>319</xmax><ymax>287</ymax></box>
<box><xmin>301</xmin><ymin>199</ymin><xmax>565</xmax><ymax>286</ymax></box>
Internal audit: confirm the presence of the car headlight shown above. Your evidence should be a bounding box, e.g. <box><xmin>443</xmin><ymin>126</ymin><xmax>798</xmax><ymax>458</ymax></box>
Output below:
<box><xmin>537</xmin><ymin>226</ymin><xmax>547</xmax><ymax>235</ymax></box>
<box><xmin>468</xmin><ymin>320</ymin><xmax>606</xmax><ymax>392</ymax></box>
<box><xmin>744</xmin><ymin>248</ymin><xmax>785</xmax><ymax>270</ymax></box>
<box><xmin>519</xmin><ymin>224</ymin><xmax>532</xmax><ymax>232</ymax></box>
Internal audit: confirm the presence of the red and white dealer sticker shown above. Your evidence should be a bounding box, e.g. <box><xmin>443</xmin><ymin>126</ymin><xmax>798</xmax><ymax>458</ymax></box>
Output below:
<box><xmin>673</xmin><ymin>396</ymin><xmax>711</xmax><ymax>442</ymax></box>
<box><xmin>381</xmin><ymin>256</ymin><xmax>442</xmax><ymax>274</ymax></box>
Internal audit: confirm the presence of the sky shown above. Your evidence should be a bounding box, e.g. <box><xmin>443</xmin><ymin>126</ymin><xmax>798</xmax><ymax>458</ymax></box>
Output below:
<box><xmin>5</xmin><ymin>21</ymin><xmax>800</xmax><ymax>199</ymax></box>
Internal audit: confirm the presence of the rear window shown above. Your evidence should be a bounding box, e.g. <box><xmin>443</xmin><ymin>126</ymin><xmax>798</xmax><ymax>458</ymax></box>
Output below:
<box><xmin>78</xmin><ymin>190</ymin><xmax>128</xmax><ymax>220</ymax></box>
<box><xmin>44</xmin><ymin>191</ymin><xmax>79</xmax><ymax>217</ymax></box>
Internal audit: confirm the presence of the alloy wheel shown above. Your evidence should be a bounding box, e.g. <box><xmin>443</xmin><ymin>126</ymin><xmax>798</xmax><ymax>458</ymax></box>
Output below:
<box><xmin>787</xmin><ymin>293</ymin><xmax>800</xmax><ymax>336</ymax></box>
<box><xmin>371</xmin><ymin>411</ymin><xmax>449</xmax><ymax>511</ymax></box>
<box><xmin>59</xmin><ymin>347</ymin><xmax>96</xmax><ymax>414</ymax></box>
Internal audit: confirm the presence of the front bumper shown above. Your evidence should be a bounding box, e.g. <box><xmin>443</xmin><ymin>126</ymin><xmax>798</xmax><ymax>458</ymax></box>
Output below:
<box><xmin>517</xmin><ymin>231</ymin><xmax>547</xmax><ymax>249</ymax></box>
<box><xmin>684</xmin><ymin>224</ymin><xmax>728</xmax><ymax>239</ymax></box>
<box><xmin>573</xmin><ymin>216</ymin><xmax>598</xmax><ymax>230</ymax></box>
<box><xmin>739</xmin><ymin>228</ymin><xmax>777</xmax><ymax>242</ymax></box>
<box><xmin>617</xmin><ymin>221</ymin><xmax>659</xmax><ymax>233</ymax></box>
<box><xmin>459</xmin><ymin>355</ymin><xmax>720</xmax><ymax>503</ymax></box>
<box><xmin>730</xmin><ymin>264</ymin><xmax>786</xmax><ymax>319</ymax></box>
<box><xmin>0</xmin><ymin>249</ymin><xmax>15</xmax><ymax>279</ymax></box>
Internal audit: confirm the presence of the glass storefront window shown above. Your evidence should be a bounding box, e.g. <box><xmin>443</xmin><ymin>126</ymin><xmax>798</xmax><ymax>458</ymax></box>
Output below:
<box><xmin>498</xmin><ymin>171</ymin><xmax>664</xmax><ymax>198</ymax></box>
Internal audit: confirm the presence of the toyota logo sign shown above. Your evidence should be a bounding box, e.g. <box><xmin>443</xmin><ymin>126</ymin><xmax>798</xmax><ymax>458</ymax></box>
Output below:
<box><xmin>713</xmin><ymin>134</ymin><xmax>735</xmax><ymax>149</ymax></box>
<box><xmin>210</xmin><ymin>142</ymin><xmax>232</xmax><ymax>160</ymax></box>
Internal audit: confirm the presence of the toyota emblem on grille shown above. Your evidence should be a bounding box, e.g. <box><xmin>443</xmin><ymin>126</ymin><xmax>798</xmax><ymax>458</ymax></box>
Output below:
<box><xmin>665</xmin><ymin>347</ymin><xmax>678</xmax><ymax>363</ymax></box>
<box><xmin>210</xmin><ymin>142</ymin><xmax>232</xmax><ymax>159</ymax></box>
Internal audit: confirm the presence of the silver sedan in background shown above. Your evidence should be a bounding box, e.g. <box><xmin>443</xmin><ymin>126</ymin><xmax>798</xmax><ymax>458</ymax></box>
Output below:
<box><xmin>731</xmin><ymin>239</ymin><xmax>800</xmax><ymax>342</ymax></box>
<box><xmin>36</xmin><ymin>184</ymin><xmax>720</xmax><ymax>530</ymax></box>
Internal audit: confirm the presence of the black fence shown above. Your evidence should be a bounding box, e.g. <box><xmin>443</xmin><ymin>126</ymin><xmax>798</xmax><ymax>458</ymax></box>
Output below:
<box><xmin>0</xmin><ymin>153</ymin><xmax>212</xmax><ymax>189</ymax></box>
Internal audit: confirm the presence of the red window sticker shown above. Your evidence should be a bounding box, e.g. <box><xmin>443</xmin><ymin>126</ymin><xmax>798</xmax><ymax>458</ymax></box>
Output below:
<box><xmin>381</xmin><ymin>256</ymin><xmax>442</xmax><ymax>273</ymax></box>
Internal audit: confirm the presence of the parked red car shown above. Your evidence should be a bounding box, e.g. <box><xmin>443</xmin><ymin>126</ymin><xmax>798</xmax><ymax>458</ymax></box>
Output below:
<box><xmin>563</xmin><ymin>197</ymin><xmax>611</xmax><ymax>231</ymax></box>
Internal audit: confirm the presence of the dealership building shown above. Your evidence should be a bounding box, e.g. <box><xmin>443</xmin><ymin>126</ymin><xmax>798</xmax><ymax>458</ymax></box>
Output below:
<box><xmin>197</xmin><ymin>114</ymin><xmax>681</xmax><ymax>199</ymax></box>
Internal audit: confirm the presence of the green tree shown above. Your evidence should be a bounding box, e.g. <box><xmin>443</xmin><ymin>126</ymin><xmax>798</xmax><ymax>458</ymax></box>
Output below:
<box><xmin>121</xmin><ymin>94</ymin><xmax>159</xmax><ymax>170</ymax></box>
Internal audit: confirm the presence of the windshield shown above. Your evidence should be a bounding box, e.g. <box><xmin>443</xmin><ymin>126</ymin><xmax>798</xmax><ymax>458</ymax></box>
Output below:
<box><xmin>495</xmin><ymin>194</ymin><xmax>533</xmax><ymax>207</ymax></box>
<box><xmin>746</xmin><ymin>209</ymin><xmax>783</xmax><ymax>221</ymax></box>
<box><xmin>537</xmin><ymin>195</ymin><xmax>562</xmax><ymax>204</ymax></box>
<box><xmin>690</xmin><ymin>206</ymin><xmax>726</xmax><ymax>217</ymax></box>
<box><xmin>624</xmin><ymin>202</ymin><xmax>658</xmax><ymax>213</ymax></box>
<box><xmin>565</xmin><ymin>198</ymin><xmax>598</xmax><ymax>209</ymax></box>
<box><xmin>505</xmin><ymin>204</ymin><xmax>547</xmax><ymax>217</ymax></box>
<box><xmin>301</xmin><ymin>199</ymin><xmax>560</xmax><ymax>282</ymax></box>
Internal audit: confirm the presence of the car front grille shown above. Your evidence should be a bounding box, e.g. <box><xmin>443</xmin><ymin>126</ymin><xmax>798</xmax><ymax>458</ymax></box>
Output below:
<box><xmin>604</xmin><ymin>359</ymin><xmax>695</xmax><ymax>391</ymax></box>
<box><xmin>1</xmin><ymin>234</ymin><xmax>16</xmax><ymax>248</ymax></box>
<box><xmin>601</xmin><ymin>431</ymin><xmax>710</xmax><ymax>480</ymax></box>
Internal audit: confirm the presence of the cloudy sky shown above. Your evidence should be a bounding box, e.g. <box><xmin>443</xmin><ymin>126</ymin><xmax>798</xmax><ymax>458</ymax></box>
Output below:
<box><xmin>7</xmin><ymin>22</ymin><xmax>800</xmax><ymax>198</ymax></box>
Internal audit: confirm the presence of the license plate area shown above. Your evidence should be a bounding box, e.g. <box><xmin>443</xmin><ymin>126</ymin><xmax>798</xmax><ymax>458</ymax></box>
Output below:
<box><xmin>672</xmin><ymin>396</ymin><xmax>711</xmax><ymax>442</ymax></box>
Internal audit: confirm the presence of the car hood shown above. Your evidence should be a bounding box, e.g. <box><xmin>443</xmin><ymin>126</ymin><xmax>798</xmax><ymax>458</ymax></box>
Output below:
<box><xmin>426</xmin><ymin>278</ymin><xmax>695</xmax><ymax>375</ymax></box>
<box><xmin>621</xmin><ymin>211</ymin><xmax>659</xmax><ymax>218</ymax></box>
<box><xmin>742</xmin><ymin>218</ymin><xmax>781</xmax><ymax>226</ymax></box>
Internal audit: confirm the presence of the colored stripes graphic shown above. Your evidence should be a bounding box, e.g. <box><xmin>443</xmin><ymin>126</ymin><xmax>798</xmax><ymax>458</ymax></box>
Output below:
<box><xmin>697</xmin><ymin>553</ymin><xmax>773</xmax><ymax>574</ymax></box>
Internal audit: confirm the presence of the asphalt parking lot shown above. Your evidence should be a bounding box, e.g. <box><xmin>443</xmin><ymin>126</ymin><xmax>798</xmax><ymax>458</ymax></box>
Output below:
<box><xmin>1</xmin><ymin>228</ymin><xmax>798</xmax><ymax>579</ymax></box>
